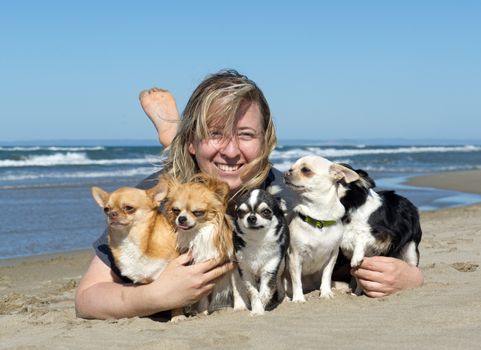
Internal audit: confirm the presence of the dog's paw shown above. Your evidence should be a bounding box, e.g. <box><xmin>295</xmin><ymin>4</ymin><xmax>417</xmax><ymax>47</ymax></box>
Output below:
<box><xmin>250</xmin><ymin>308</ymin><xmax>265</xmax><ymax>316</ymax></box>
<box><xmin>291</xmin><ymin>295</ymin><xmax>306</xmax><ymax>303</ymax></box>
<box><xmin>350</xmin><ymin>257</ymin><xmax>363</xmax><ymax>268</ymax></box>
<box><xmin>170</xmin><ymin>314</ymin><xmax>188</xmax><ymax>323</ymax></box>
<box><xmin>233</xmin><ymin>304</ymin><xmax>249</xmax><ymax>312</ymax></box>
<box><xmin>320</xmin><ymin>289</ymin><xmax>335</xmax><ymax>299</ymax></box>
<box><xmin>249</xmin><ymin>299</ymin><xmax>265</xmax><ymax>316</ymax></box>
<box><xmin>351</xmin><ymin>254</ymin><xmax>364</xmax><ymax>267</ymax></box>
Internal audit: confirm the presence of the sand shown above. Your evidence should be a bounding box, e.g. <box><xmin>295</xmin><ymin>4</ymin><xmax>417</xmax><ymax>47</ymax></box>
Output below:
<box><xmin>1</xmin><ymin>170</ymin><xmax>481</xmax><ymax>349</ymax></box>
<box><xmin>407</xmin><ymin>169</ymin><xmax>481</xmax><ymax>195</ymax></box>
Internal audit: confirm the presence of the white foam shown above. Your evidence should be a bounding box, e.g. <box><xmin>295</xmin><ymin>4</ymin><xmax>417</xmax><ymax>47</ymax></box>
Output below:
<box><xmin>0</xmin><ymin>146</ymin><xmax>105</xmax><ymax>152</ymax></box>
<box><xmin>270</xmin><ymin>145</ymin><xmax>481</xmax><ymax>160</ymax></box>
<box><xmin>272</xmin><ymin>158</ymin><xmax>353</xmax><ymax>171</ymax></box>
<box><xmin>0</xmin><ymin>152</ymin><xmax>162</xmax><ymax>167</ymax></box>
<box><xmin>0</xmin><ymin>167</ymin><xmax>157</xmax><ymax>181</ymax></box>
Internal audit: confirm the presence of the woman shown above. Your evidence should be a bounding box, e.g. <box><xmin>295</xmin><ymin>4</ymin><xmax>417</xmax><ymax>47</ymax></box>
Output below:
<box><xmin>75</xmin><ymin>70</ymin><xmax>423</xmax><ymax>320</ymax></box>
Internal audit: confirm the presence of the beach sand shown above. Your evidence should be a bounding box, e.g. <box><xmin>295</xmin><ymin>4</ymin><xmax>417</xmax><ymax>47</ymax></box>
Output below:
<box><xmin>407</xmin><ymin>169</ymin><xmax>481</xmax><ymax>195</ymax></box>
<box><xmin>1</xmin><ymin>170</ymin><xmax>481</xmax><ymax>349</ymax></box>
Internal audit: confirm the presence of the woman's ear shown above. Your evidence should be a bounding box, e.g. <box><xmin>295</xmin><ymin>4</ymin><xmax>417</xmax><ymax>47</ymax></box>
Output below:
<box><xmin>188</xmin><ymin>142</ymin><xmax>195</xmax><ymax>155</ymax></box>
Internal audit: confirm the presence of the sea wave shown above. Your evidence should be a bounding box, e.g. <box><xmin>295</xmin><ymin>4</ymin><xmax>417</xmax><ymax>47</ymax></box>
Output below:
<box><xmin>271</xmin><ymin>159</ymin><xmax>353</xmax><ymax>171</ymax></box>
<box><xmin>0</xmin><ymin>167</ymin><xmax>158</xmax><ymax>182</ymax></box>
<box><xmin>0</xmin><ymin>152</ymin><xmax>162</xmax><ymax>167</ymax></box>
<box><xmin>270</xmin><ymin>145</ymin><xmax>481</xmax><ymax>160</ymax></box>
<box><xmin>0</xmin><ymin>146</ymin><xmax>105</xmax><ymax>152</ymax></box>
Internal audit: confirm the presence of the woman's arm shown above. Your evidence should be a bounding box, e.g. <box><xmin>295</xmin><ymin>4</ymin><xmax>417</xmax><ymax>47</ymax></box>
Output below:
<box><xmin>351</xmin><ymin>256</ymin><xmax>424</xmax><ymax>298</ymax></box>
<box><xmin>75</xmin><ymin>254</ymin><xmax>234</xmax><ymax>319</ymax></box>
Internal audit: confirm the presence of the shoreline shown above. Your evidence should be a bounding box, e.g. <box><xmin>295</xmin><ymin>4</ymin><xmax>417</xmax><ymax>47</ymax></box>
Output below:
<box><xmin>406</xmin><ymin>169</ymin><xmax>481</xmax><ymax>195</ymax></box>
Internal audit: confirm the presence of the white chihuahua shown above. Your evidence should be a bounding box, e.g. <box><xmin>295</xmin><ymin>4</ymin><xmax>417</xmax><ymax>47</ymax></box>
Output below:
<box><xmin>284</xmin><ymin>155</ymin><xmax>359</xmax><ymax>302</ymax></box>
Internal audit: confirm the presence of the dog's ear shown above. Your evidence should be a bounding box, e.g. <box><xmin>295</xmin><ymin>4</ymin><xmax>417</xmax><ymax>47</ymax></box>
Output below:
<box><xmin>329</xmin><ymin>163</ymin><xmax>360</xmax><ymax>183</ymax></box>
<box><xmin>275</xmin><ymin>196</ymin><xmax>288</xmax><ymax>215</ymax></box>
<box><xmin>91</xmin><ymin>186</ymin><xmax>110</xmax><ymax>208</ymax></box>
<box><xmin>145</xmin><ymin>177</ymin><xmax>169</xmax><ymax>205</ymax></box>
<box><xmin>146</xmin><ymin>175</ymin><xmax>172</xmax><ymax>205</ymax></box>
<box><xmin>211</xmin><ymin>180</ymin><xmax>230</xmax><ymax>204</ymax></box>
<box><xmin>356</xmin><ymin>169</ymin><xmax>376</xmax><ymax>189</ymax></box>
<box><xmin>192</xmin><ymin>173</ymin><xmax>230</xmax><ymax>203</ymax></box>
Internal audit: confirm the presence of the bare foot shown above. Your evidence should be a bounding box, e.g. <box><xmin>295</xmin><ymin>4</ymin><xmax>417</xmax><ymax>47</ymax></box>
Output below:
<box><xmin>139</xmin><ymin>87</ymin><xmax>180</xmax><ymax>147</ymax></box>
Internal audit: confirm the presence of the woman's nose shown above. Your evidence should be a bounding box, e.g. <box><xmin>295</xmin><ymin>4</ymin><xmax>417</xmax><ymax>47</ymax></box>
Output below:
<box><xmin>219</xmin><ymin>137</ymin><xmax>241</xmax><ymax>157</ymax></box>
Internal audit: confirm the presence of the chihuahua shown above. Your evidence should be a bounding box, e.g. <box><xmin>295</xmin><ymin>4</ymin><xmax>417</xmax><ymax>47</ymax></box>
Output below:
<box><xmin>91</xmin><ymin>177</ymin><xmax>179</xmax><ymax>285</ymax></box>
<box><xmin>233</xmin><ymin>189</ymin><xmax>290</xmax><ymax>315</ymax></box>
<box><xmin>338</xmin><ymin>164</ymin><xmax>422</xmax><ymax>295</ymax></box>
<box><xmin>284</xmin><ymin>155</ymin><xmax>360</xmax><ymax>302</ymax></box>
<box><xmin>164</xmin><ymin>173</ymin><xmax>234</xmax><ymax>314</ymax></box>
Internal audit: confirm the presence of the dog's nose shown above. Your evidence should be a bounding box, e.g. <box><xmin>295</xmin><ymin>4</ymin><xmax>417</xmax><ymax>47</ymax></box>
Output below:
<box><xmin>285</xmin><ymin>169</ymin><xmax>292</xmax><ymax>177</ymax></box>
<box><xmin>178</xmin><ymin>216</ymin><xmax>187</xmax><ymax>225</ymax></box>
<box><xmin>247</xmin><ymin>214</ymin><xmax>257</xmax><ymax>225</ymax></box>
<box><xmin>109</xmin><ymin>211</ymin><xmax>119</xmax><ymax>218</ymax></box>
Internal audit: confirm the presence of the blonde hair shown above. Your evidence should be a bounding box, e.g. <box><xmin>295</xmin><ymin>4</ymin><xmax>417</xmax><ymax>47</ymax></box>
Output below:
<box><xmin>163</xmin><ymin>69</ymin><xmax>277</xmax><ymax>197</ymax></box>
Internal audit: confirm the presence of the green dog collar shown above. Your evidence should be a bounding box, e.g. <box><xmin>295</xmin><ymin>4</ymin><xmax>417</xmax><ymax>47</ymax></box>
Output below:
<box><xmin>298</xmin><ymin>212</ymin><xmax>337</xmax><ymax>230</ymax></box>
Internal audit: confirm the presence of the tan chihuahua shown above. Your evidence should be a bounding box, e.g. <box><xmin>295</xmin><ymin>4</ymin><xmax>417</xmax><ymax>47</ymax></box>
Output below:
<box><xmin>91</xmin><ymin>177</ymin><xmax>178</xmax><ymax>284</ymax></box>
<box><xmin>164</xmin><ymin>173</ymin><xmax>235</xmax><ymax>314</ymax></box>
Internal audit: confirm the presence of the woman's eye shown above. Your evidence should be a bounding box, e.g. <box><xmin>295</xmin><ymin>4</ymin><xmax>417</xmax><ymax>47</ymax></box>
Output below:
<box><xmin>192</xmin><ymin>210</ymin><xmax>205</xmax><ymax>217</ymax></box>
<box><xmin>237</xmin><ymin>132</ymin><xmax>256</xmax><ymax>141</ymax></box>
<box><xmin>209</xmin><ymin>130</ymin><xmax>223</xmax><ymax>139</ymax></box>
<box><xmin>124</xmin><ymin>206</ymin><xmax>136</xmax><ymax>214</ymax></box>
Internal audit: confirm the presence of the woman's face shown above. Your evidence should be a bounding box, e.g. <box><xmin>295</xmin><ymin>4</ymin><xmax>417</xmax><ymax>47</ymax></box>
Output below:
<box><xmin>188</xmin><ymin>102</ymin><xmax>264</xmax><ymax>191</ymax></box>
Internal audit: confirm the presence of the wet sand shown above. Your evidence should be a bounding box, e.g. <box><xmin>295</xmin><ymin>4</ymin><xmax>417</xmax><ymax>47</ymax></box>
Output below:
<box><xmin>1</xmin><ymin>170</ymin><xmax>481</xmax><ymax>349</ymax></box>
<box><xmin>407</xmin><ymin>169</ymin><xmax>481</xmax><ymax>195</ymax></box>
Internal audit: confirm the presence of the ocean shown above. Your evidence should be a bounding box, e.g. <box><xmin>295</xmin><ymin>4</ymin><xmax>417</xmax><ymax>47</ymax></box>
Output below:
<box><xmin>1</xmin><ymin>142</ymin><xmax>481</xmax><ymax>260</ymax></box>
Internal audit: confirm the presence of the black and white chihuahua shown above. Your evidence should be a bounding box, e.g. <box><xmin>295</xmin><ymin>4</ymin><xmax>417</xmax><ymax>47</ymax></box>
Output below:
<box><xmin>232</xmin><ymin>189</ymin><xmax>290</xmax><ymax>315</ymax></box>
<box><xmin>338</xmin><ymin>164</ymin><xmax>423</xmax><ymax>295</ymax></box>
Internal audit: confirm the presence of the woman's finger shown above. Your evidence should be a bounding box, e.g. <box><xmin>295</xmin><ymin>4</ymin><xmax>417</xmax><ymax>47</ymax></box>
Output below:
<box><xmin>361</xmin><ymin>256</ymin><xmax>397</xmax><ymax>270</ymax></box>
<box><xmin>357</xmin><ymin>278</ymin><xmax>389</xmax><ymax>293</ymax></box>
<box><xmin>191</xmin><ymin>257</ymin><xmax>227</xmax><ymax>273</ymax></box>
<box><xmin>174</xmin><ymin>252</ymin><xmax>193</xmax><ymax>266</ymax></box>
<box><xmin>363</xmin><ymin>290</ymin><xmax>388</xmax><ymax>298</ymax></box>
<box><xmin>199</xmin><ymin>282</ymin><xmax>216</xmax><ymax>296</ymax></box>
<box><xmin>352</xmin><ymin>267</ymin><xmax>383</xmax><ymax>282</ymax></box>
<box><xmin>202</xmin><ymin>261</ymin><xmax>235</xmax><ymax>284</ymax></box>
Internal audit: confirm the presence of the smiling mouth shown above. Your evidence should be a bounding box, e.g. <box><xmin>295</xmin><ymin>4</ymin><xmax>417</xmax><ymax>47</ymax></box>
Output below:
<box><xmin>215</xmin><ymin>163</ymin><xmax>243</xmax><ymax>173</ymax></box>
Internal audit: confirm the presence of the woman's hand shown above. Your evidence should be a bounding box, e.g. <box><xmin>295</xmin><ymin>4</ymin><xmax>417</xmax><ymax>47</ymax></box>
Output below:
<box><xmin>75</xmin><ymin>253</ymin><xmax>235</xmax><ymax>319</ymax></box>
<box><xmin>146</xmin><ymin>253</ymin><xmax>235</xmax><ymax>309</ymax></box>
<box><xmin>351</xmin><ymin>256</ymin><xmax>424</xmax><ymax>298</ymax></box>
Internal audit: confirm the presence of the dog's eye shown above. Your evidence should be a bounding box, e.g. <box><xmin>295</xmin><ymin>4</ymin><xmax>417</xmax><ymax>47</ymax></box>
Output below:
<box><xmin>261</xmin><ymin>208</ymin><xmax>272</xmax><ymax>217</ymax></box>
<box><xmin>236</xmin><ymin>208</ymin><xmax>246</xmax><ymax>217</ymax></box>
<box><xmin>103</xmin><ymin>207</ymin><xmax>110</xmax><ymax>214</ymax></box>
<box><xmin>123</xmin><ymin>205</ymin><xmax>136</xmax><ymax>214</ymax></box>
<box><xmin>192</xmin><ymin>210</ymin><xmax>205</xmax><ymax>217</ymax></box>
<box><xmin>171</xmin><ymin>208</ymin><xmax>181</xmax><ymax>215</ymax></box>
<box><xmin>301</xmin><ymin>167</ymin><xmax>312</xmax><ymax>175</ymax></box>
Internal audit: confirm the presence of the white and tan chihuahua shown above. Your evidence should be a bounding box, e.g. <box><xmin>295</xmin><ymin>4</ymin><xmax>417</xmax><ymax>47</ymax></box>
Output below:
<box><xmin>91</xmin><ymin>176</ymin><xmax>178</xmax><ymax>284</ymax></box>
<box><xmin>163</xmin><ymin>173</ymin><xmax>235</xmax><ymax>314</ymax></box>
<box><xmin>284</xmin><ymin>155</ymin><xmax>359</xmax><ymax>302</ymax></box>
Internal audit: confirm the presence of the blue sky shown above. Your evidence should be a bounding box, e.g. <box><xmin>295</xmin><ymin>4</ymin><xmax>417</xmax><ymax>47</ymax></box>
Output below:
<box><xmin>1</xmin><ymin>0</ymin><xmax>480</xmax><ymax>143</ymax></box>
